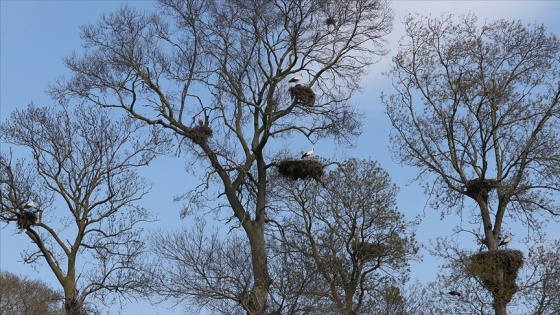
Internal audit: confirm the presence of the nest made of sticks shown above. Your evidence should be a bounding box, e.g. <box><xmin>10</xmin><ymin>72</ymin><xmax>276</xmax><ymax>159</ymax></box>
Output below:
<box><xmin>353</xmin><ymin>242</ymin><xmax>386</xmax><ymax>261</ymax></box>
<box><xmin>190</xmin><ymin>126</ymin><xmax>213</xmax><ymax>145</ymax></box>
<box><xmin>277</xmin><ymin>159</ymin><xmax>324</xmax><ymax>181</ymax></box>
<box><xmin>467</xmin><ymin>249</ymin><xmax>524</xmax><ymax>303</ymax></box>
<box><xmin>288</xmin><ymin>84</ymin><xmax>316</xmax><ymax>107</ymax></box>
<box><xmin>464</xmin><ymin>178</ymin><xmax>499</xmax><ymax>199</ymax></box>
<box><xmin>16</xmin><ymin>211</ymin><xmax>38</xmax><ymax>229</ymax></box>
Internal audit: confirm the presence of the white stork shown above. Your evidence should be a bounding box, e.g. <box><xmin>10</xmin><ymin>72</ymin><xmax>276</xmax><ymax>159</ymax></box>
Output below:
<box><xmin>23</xmin><ymin>201</ymin><xmax>36</xmax><ymax>209</ymax></box>
<box><xmin>499</xmin><ymin>233</ymin><xmax>513</xmax><ymax>247</ymax></box>
<box><xmin>301</xmin><ymin>146</ymin><xmax>314</xmax><ymax>159</ymax></box>
<box><xmin>289</xmin><ymin>73</ymin><xmax>303</xmax><ymax>84</ymax></box>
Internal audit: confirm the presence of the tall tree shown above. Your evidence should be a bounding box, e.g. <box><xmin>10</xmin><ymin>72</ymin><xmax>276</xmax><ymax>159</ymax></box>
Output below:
<box><xmin>383</xmin><ymin>14</ymin><xmax>560</xmax><ymax>315</ymax></box>
<box><xmin>147</xmin><ymin>222</ymin><xmax>255</xmax><ymax>314</ymax></box>
<box><xmin>0</xmin><ymin>103</ymin><xmax>165</xmax><ymax>315</ymax></box>
<box><xmin>269</xmin><ymin>158</ymin><xmax>419</xmax><ymax>314</ymax></box>
<box><xmin>0</xmin><ymin>271</ymin><xmax>63</xmax><ymax>315</ymax></box>
<box><xmin>50</xmin><ymin>1</ymin><xmax>394</xmax><ymax>313</ymax></box>
<box><xmin>147</xmin><ymin>159</ymin><xmax>418</xmax><ymax>314</ymax></box>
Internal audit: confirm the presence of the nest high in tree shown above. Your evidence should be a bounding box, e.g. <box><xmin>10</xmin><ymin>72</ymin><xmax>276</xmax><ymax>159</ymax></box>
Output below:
<box><xmin>464</xmin><ymin>178</ymin><xmax>499</xmax><ymax>200</ymax></box>
<box><xmin>288</xmin><ymin>85</ymin><xmax>316</xmax><ymax>107</ymax></box>
<box><xmin>277</xmin><ymin>159</ymin><xmax>323</xmax><ymax>181</ymax></box>
<box><xmin>16</xmin><ymin>211</ymin><xmax>38</xmax><ymax>229</ymax></box>
<box><xmin>190</xmin><ymin>126</ymin><xmax>213</xmax><ymax>145</ymax></box>
<box><xmin>352</xmin><ymin>241</ymin><xmax>386</xmax><ymax>261</ymax></box>
<box><xmin>467</xmin><ymin>249</ymin><xmax>524</xmax><ymax>304</ymax></box>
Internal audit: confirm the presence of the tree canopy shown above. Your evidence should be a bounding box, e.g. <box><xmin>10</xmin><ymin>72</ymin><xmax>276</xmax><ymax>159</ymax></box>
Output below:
<box><xmin>0</xmin><ymin>271</ymin><xmax>63</xmax><ymax>315</ymax></box>
<box><xmin>384</xmin><ymin>13</ymin><xmax>560</xmax><ymax>315</ymax></box>
<box><xmin>50</xmin><ymin>1</ymin><xmax>394</xmax><ymax>313</ymax></box>
<box><xmin>385</xmin><ymin>13</ymin><xmax>560</xmax><ymax>247</ymax></box>
<box><xmin>0</xmin><ymin>103</ymin><xmax>165</xmax><ymax>314</ymax></box>
<box><xmin>145</xmin><ymin>158</ymin><xmax>418</xmax><ymax>314</ymax></box>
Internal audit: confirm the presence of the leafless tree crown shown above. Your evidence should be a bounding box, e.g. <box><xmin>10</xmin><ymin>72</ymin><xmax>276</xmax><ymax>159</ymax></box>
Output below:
<box><xmin>49</xmin><ymin>1</ymin><xmax>394</xmax><ymax>313</ymax></box>
<box><xmin>384</xmin><ymin>14</ymin><xmax>560</xmax><ymax>246</ymax></box>
<box><xmin>1</xmin><ymin>103</ymin><xmax>166</xmax><ymax>315</ymax></box>
<box><xmin>383</xmin><ymin>13</ymin><xmax>560</xmax><ymax>315</ymax></box>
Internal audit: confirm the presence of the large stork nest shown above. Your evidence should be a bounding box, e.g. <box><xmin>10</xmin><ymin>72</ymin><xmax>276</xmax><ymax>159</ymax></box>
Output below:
<box><xmin>16</xmin><ymin>211</ymin><xmax>38</xmax><ymax>229</ymax></box>
<box><xmin>352</xmin><ymin>241</ymin><xmax>386</xmax><ymax>261</ymax></box>
<box><xmin>277</xmin><ymin>159</ymin><xmax>324</xmax><ymax>181</ymax></box>
<box><xmin>464</xmin><ymin>178</ymin><xmax>499</xmax><ymax>200</ymax></box>
<box><xmin>466</xmin><ymin>249</ymin><xmax>524</xmax><ymax>304</ymax></box>
<box><xmin>190</xmin><ymin>126</ymin><xmax>213</xmax><ymax>145</ymax></box>
<box><xmin>288</xmin><ymin>84</ymin><xmax>316</xmax><ymax>107</ymax></box>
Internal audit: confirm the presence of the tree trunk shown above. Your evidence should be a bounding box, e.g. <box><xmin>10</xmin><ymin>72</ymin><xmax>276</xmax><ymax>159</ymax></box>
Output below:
<box><xmin>244</xmin><ymin>222</ymin><xmax>272</xmax><ymax>315</ymax></box>
<box><xmin>64</xmin><ymin>292</ymin><xmax>83</xmax><ymax>315</ymax></box>
<box><xmin>62</xmin><ymin>278</ymin><xmax>84</xmax><ymax>315</ymax></box>
<box><xmin>476</xmin><ymin>198</ymin><xmax>499</xmax><ymax>250</ymax></box>
<box><xmin>493</xmin><ymin>299</ymin><xmax>507</xmax><ymax>315</ymax></box>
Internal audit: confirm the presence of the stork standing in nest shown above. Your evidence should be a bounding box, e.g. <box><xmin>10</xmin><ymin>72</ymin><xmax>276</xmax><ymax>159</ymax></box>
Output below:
<box><xmin>289</xmin><ymin>73</ymin><xmax>303</xmax><ymax>84</ymax></box>
<box><xmin>301</xmin><ymin>146</ymin><xmax>314</xmax><ymax>159</ymax></box>
<box><xmin>24</xmin><ymin>201</ymin><xmax>36</xmax><ymax>209</ymax></box>
<box><xmin>499</xmin><ymin>233</ymin><xmax>513</xmax><ymax>248</ymax></box>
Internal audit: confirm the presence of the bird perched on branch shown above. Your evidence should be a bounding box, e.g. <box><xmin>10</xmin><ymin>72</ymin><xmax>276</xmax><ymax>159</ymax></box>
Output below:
<box><xmin>301</xmin><ymin>146</ymin><xmax>314</xmax><ymax>159</ymax></box>
<box><xmin>198</xmin><ymin>115</ymin><xmax>204</xmax><ymax>126</ymax></box>
<box><xmin>289</xmin><ymin>73</ymin><xmax>303</xmax><ymax>84</ymax></box>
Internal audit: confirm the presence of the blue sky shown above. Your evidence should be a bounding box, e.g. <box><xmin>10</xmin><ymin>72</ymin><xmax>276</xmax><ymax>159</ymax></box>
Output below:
<box><xmin>1</xmin><ymin>1</ymin><xmax>560</xmax><ymax>314</ymax></box>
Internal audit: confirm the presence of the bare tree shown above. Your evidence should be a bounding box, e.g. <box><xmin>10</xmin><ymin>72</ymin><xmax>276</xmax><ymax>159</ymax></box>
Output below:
<box><xmin>383</xmin><ymin>13</ymin><xmax>560</xmax><ymax>315</ymax></box>
<box><xmin>0</xmin><ymin>103</ymin><xmax>166</xmax><ymax>315</ymax></box>
<box><xmin>407</xmin><ymin>238</ymin><xmax>560</xmax><ymax>315</ymax></box>
<box><xmin>517</xmin><ymin>239</ymin><xmax>560</xmax><ymax>315</ymax></box>
<box><xmin>266</xmin><ymin>235</ymin><xmax>329</xmax><ymax>315</ymax></box>
<box><xmin>419</xmin><ymin>237</ymin><xmax>497</xmax><ymax>315</ymax></box>
<box><xmin>50</xmin><ymin>1</ymin><xmax>394</xmax><ymax>313</ymax></box>
<box><xmin>269</xmin><ymin>158</ymin><xmax>419</xmax><ymax>314</ymax></box>
<box><xmin>0</xmin><ymin>270</ymin><xmax>63</xmax><ymax>315</ymax></box>
<box><xmin>148</xmin><ymin>221</ymin><xmax>331</xmax><ymax>315</ymax></box>
<box><xmin>147</xmin><ymin>158</ymin><xmax>417</xmax><ymax>315</ymax></box>
<box><xmin>147</xmin><ymin>222</ymin><xmax>253</xmax><ymax>315</ymax></box>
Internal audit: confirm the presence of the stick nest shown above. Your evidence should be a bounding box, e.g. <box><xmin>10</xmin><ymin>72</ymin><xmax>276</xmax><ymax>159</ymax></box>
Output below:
<box><xmin>17</xmin><ymin>211</ymin><xmax>38</xmax><ymax>229</ymax></box>
<box><xmin>289</xmin><ymin>85</ymin><xmax>316</xmax><ymax>107</ymax></box>
<box><xmin>464</xmin><ymin>178</ymin><xmax>499</xmax><ymax>199</ymax></box>
<box><xmin>467</xmin><ymin>249</ymin><xmax>524</xmax><ymax>303</ymax></box>
<box><xmin>191</xmin><ymin>126</ymin><xmax>213</xmax><ymax>145</ymax></box>
<box><xmin>277</xmin><ymin>159</ymin><xmax>324</xmax><ymax>181</ymax></box>
<box><xmin>353</xmin><ymin>242</ymin><xmax>386</xmax><ymax>261</ymax></box>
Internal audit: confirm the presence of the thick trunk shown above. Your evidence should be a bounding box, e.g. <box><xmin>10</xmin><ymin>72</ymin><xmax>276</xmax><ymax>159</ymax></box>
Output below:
<box><xmin>493</xmin><ymin>299</ymin><xmax>507</xmax><ymax>315</ymax></box>
<box><xmin>64</xmin><ymin>290</ymin><xmax>83</xmax><ymax>315</ymax></box>
<box><xmin>477</xmin><ymin>198</ymin><xmax>499</xmax><ymax>250</ymax></box>
<box><xmin>61</xmin><ymin>274</ymin><xmax>84</xmax><ymax>315</ymax></box>
<box><xmin>244</xmin><ymin>222</ymin><xmax>272</xmax><ymax>315</ymax></box>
